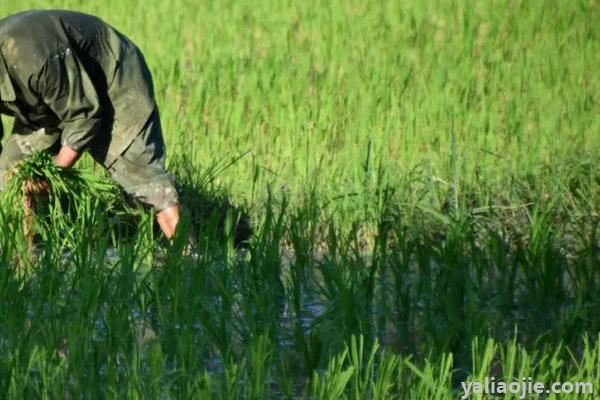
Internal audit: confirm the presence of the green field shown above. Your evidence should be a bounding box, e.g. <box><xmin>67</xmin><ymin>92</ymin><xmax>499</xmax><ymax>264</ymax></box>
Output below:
<box><xmin>1</xmin><ymin>0</ymin><xmax>599</xmax><ymax>398</ymax></box>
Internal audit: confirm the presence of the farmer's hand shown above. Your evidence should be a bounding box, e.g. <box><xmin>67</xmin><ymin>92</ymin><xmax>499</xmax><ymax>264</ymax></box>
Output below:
<box><xmin>54</xmin><ymin>145</ymin><xmax>81</xmax><ymax>169</ymax></box>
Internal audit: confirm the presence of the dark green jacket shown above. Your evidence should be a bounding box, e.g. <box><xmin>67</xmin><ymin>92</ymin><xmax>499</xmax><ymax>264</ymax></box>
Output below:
<box><xmin>0</xmin><ymin>10</ymin><xmax>156</xmax><ymax>166</ymax></box>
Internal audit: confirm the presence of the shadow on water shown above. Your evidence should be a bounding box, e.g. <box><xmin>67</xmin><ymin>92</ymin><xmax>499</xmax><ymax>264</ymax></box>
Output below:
<box><xmin>170</xmin><ymin>154</ymin><xmax>253</xmax><ymax>248</ymax></box>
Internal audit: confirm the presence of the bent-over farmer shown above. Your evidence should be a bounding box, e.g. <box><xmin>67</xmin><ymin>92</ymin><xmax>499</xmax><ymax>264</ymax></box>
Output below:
<box><xmin>0</xmin><ymin>10</ymin><xmax>181</xmax><ymax>238</ymax></box>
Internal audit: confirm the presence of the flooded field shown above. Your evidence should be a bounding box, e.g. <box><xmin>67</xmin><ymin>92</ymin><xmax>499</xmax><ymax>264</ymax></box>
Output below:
<box><xmin>1</xmin><ymin>0</ymin><xmax>599</xmax><ymax>398</ymax></box>
<box><xmin>1</xmin><ymin>194</ymin><xmax>598</xmax><ymax>398</ymax></box>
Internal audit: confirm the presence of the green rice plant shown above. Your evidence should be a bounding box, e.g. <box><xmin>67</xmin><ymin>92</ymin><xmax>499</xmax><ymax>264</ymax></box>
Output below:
<box><xmin>1</xmin><ymin>151</ymin><xmax>130</xmax><ymax>258</ymax></box>
<box><xmin>403</xmin><ymin>352</ymin><xmax>454</xmax><ymax>400</ymax></box>
<box><xmin>4</xmin><ymin>152</ymin><xmax>122</xmax><ymax>212</ymax></box>
<box><xmin>246</xmin><ymin>333</ymin><xmax>273</xmax><ymax>400</ymax></box>
<box><xmin>236</xmin><ymin>191</ymin><xmax>286</xmax><ymax>342</ymax></box>
<box><xmin>287</xmin><ymin>194</ymin><xmax>324</xmax><ymax>375</ymax></box>
<box><xmin>308</xmin><ymin>346</ymin><xmax>354</xmax><ymax>400</ymax></box>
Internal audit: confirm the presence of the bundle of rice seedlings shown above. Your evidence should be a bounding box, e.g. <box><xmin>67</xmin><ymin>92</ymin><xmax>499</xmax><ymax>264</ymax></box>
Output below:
<box><xmin>2</xmin><ymin>151</ymin><xmax>129</xmax><ymax>250</ymax></box>
<box><xmin>7</xmin><ymin>152</ymin><xmax>119</xmax><ymax>200</ymax></box>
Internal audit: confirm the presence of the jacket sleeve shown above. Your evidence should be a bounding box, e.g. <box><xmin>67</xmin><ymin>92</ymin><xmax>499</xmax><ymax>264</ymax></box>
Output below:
<box><xmin>35</xmin><ymin>49</ymin><xmax>104</xmax><ymax>153</ymax></box>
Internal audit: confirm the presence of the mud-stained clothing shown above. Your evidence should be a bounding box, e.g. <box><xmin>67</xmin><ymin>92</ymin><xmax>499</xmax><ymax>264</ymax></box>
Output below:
<box><xmin>0</xmin><ymin>10</ymin><xmax>178</xmax><ymax>209</ymax></box>
<box><xmin>0</xmin><ymin>111</ymin><xmax>178</xmax><ymax>210</ymax></box>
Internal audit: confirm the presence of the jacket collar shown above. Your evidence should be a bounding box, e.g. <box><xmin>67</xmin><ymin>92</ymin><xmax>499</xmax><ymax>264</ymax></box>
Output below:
<box><xmin>0</xmin><ymin>54</ymin><xmax>16</xmax><ymax>102</ymax></box>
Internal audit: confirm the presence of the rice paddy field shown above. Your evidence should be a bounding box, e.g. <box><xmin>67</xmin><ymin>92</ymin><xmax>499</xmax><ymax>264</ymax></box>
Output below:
<box><xmin>1</xmin><ymin>0</ymin><xmax>600</xmax><ymax>398</ymax></box>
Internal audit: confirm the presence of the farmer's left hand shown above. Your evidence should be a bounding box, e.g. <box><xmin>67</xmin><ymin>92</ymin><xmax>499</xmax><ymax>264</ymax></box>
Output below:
<box><xmin>54</xmin><ymin>145</ymin><xmax>81</xmax><ymax>169</ymax></box>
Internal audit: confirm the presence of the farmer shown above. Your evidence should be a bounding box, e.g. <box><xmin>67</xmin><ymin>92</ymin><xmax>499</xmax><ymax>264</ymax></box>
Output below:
<box><xmin>0</xmin><ymin>10</ymin><xmax>181</xmax><ymax>238</ymax></box>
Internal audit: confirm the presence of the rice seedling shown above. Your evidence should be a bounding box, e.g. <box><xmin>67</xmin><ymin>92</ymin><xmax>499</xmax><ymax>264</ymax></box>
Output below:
<box><xmin>0</xmin><ymin>152</ymin><xmax>127</xmax><ymax>265</ymax></box>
